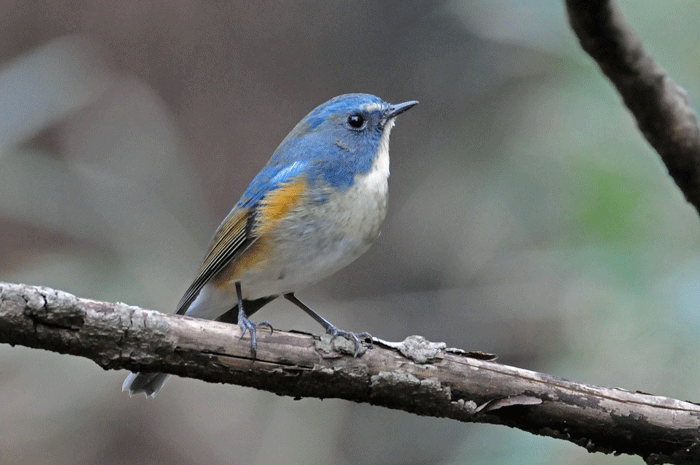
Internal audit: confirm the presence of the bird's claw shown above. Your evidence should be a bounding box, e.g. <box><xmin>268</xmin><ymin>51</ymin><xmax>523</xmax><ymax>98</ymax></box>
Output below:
<box><xmin>327</xmin><ymin>328</ymin><xmax>373</xmax><ymax>357</ymax></box>
<box><xmin>238</xmin><ymin>317</ymin><xmax>274</xmax><ymax>355</ymax></box>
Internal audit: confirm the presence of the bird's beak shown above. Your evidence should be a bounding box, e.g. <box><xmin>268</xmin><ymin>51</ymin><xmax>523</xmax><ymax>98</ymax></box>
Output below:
<box><xmin>383</xmin><ymin>100</ymin><xmax>419</xmax><ymax>121</ymax></box>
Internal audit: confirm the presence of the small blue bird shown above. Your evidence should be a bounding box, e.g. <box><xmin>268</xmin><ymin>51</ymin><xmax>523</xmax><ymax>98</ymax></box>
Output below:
<box><xmin>123</xmin><ymin>93</ymin><xmax>417</xmax><ymax>396</ymax></box>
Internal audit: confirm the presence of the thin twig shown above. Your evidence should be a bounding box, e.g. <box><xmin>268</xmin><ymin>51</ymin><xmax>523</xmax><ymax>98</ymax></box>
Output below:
<box><xmin>566</xmin><ymin>0</ymin><xmax>700</xmax><ymax>214</ymax></box>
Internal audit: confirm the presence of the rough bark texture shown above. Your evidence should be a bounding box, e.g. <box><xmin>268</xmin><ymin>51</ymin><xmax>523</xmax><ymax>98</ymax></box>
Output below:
<box><xmin>566</xmin><ymin>0</ymin><xmax>700</xmax><ymax>213</ymax></box>
<box><xmin>1</xmin><ymin>282</ymin><xmax>699</xmax><ymax>464</ymax></box>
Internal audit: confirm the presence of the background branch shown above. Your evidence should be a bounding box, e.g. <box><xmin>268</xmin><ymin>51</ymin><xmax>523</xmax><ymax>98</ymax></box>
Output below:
<box><xmin>1</xmin><ymin>281</ymin><xmax>699</xmax><ymax>464</ymax></box>
<box><xmin>566</xmin><ymin>0</ymin><xmax>700</xmax><ymax>213</ymax></box>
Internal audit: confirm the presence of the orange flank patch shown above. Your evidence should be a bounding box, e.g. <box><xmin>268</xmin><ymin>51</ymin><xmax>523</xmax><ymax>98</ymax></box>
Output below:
<box><xmin>211</xmin><ymin>237</ymin><xmax>272</xmax><ymax>287</ymax></box>
<box><xmin>255</xmin><ymin>178</ymin><xmax>306</xmax><ymax>236</ymax></box>
<box><xmin>205</xmin><ymin>179</ymin><xmax>306</xmax><ymax>290</ymax></box>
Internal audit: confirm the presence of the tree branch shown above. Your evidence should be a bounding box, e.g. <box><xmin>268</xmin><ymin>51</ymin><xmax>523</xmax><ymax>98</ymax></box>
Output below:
<box><xmin>1</xmin><ymin>282</ymin><xmax>698</xmax><ymax>463</ymax></box>
<box><xmin>566</xmin><ymin>0</ymin><xmax>700</xmax><ymax>214</ymax></box>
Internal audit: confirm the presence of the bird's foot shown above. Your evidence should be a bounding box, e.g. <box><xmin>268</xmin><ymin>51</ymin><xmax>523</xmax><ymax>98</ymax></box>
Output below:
<box><xmin>326</xmin><ymin>327</ymin><xmax>373</xmax><ymax>357</ymax></box>
<box><xmin>238</xmin><ymin>314</ymin><xmax>273</xmax><ymax>355</ymax></box>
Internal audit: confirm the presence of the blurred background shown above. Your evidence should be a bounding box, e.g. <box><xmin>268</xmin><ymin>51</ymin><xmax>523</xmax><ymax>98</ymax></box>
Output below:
<box><xmin>1</xmin><ymin>1</ymin><xmax>699</xmax><ymax>464</ymax></box>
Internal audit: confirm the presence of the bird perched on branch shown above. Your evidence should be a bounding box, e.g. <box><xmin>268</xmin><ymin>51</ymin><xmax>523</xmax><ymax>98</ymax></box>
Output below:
<box><xmin>123</xmin><ymin>93</ymin><xmax>418</xmax><ymax>397</ymax></box>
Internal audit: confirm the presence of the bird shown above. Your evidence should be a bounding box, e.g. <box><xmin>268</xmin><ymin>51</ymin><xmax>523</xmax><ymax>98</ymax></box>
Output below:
<box><xmin>122</xmin><ymin>93</ymin><xmax>418</xmax><ymax>397</ymax></box>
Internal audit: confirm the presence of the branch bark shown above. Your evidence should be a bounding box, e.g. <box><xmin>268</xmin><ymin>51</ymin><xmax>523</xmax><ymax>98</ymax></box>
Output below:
<box><xmin>566</xmin><ymin>0</ymin><xmax>700</xmax><ymax>214</ymax></box>
<box><xmin>1</xmin><ymin>282</ymin><xmax>699</xmax><ymax>464</ymax></box>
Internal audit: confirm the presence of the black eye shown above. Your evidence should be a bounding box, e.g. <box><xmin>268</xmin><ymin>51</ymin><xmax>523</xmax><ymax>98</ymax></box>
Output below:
<box><xmin>347</xmin><ymin>113</ymin><xmax>365</xmax><ymax>129</ymax></box>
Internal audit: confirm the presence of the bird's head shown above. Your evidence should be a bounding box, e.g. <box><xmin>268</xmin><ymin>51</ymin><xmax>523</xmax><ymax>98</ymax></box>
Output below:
<box><xmin>272</xmin><ymin>93</ymin><xmax>418</xmax><ymax>190</ymax></box>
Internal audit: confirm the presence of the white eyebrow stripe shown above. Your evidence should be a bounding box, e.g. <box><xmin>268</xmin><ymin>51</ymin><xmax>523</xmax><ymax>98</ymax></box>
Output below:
<box><xmin>360</xmin><ymin>102</ymin><xmax>384</xmax><ymax>113</ymax></box>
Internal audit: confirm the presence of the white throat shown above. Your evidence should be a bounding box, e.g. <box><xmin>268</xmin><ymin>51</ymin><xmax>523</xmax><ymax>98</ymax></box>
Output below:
<box><xmin>369</xmin><ymin>117</ymin><xmax>395</xmax><ymax>183</ymax></box>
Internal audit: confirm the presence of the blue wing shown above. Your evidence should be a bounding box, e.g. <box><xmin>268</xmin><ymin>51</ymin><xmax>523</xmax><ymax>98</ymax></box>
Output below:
<box><xmin>238</xmin><ymin>160</ymin><xmax>309</xmax><ymax>208</ymax></box>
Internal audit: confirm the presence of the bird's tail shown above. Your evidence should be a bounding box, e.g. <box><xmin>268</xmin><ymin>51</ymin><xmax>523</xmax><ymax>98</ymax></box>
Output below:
<box><xmin>122</xmin><ymin>372</ymin><xmax>170</xmax><ymax>397</ymax></box>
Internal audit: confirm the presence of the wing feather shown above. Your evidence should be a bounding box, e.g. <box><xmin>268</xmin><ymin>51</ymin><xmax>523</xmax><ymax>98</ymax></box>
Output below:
<box><xmin>175</xmin><ymin>208</ymin><xmax>254</xmax><ymax>314</ymax></box>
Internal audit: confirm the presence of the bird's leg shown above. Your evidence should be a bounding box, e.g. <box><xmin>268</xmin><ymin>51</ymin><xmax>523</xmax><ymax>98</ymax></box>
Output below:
<box><xmin>235</xmin><ymin>282</ymin><xmax>273</xmax><ymax>355</ymax></box>
<box><xmin>283</xmin><ymin>293</ymin><xmax>372</xmax><ymax>357</ymax></box>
